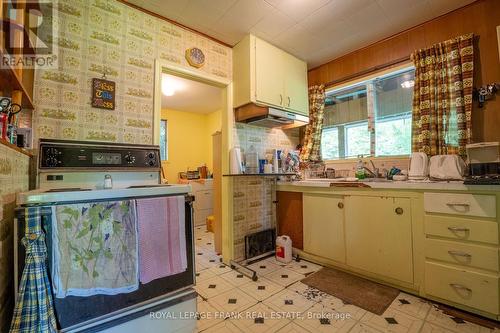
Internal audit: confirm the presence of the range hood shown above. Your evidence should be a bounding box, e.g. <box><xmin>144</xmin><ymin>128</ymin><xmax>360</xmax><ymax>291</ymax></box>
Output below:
<box><xmin>234</xmin><ymin>103</ymin><xmax>309</xmax><ymax>129</ymax></box>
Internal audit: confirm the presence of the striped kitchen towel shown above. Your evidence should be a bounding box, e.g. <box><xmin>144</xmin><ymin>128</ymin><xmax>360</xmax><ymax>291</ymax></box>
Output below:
<box><xmin>136</xmin><ymin>196</ymin><xmax>187</xmax><ymax>283</ymax></box>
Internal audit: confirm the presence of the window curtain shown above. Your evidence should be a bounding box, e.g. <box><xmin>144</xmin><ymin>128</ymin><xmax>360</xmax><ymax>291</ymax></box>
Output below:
<box><xmin>300</xmin><ymin>85</ymin><xmax>325</xmax><ymax>162</ymax></box>
<box><xmin>411</xmin><ymin>33</ymin><xmax>474</xmax><ymax>157</ymax></box>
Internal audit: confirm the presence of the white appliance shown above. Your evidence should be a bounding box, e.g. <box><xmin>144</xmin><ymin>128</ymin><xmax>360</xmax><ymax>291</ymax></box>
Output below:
<box><xmin>15</xmin><ymin>139</ymin><xmax>197</xmax><ymax>333</ymax></box>
<box><xmin>408</xmin><ymin>152</ymin><xmax>429</xmax><ymax>180</ymax></box>
<box><xmin>429</xmin><ymin>155</ymin><xmax>466</xmax><ymax>180</ymax></box>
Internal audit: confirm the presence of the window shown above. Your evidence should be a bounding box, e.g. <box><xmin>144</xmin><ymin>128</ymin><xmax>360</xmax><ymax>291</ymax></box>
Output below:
<box><xmin>159</xmin><ymin>119</ymin><xmax>168</xmax><ymax>160</ymax></box>
<box><xmin>321</xmin><ymin>68</ymin><xmax>415</xmax><ymax>160</ymax></box>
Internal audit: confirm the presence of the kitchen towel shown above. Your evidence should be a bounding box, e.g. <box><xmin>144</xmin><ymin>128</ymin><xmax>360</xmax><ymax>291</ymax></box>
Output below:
<box><xmin>136</xmin><ymin>196</ymin><xmax>187</xmax><ymax>283</ymax></box>
<box><xmin>51</xmin><ymin>201</ymin><xmax>139</xmax><ymax>298</ymax></box>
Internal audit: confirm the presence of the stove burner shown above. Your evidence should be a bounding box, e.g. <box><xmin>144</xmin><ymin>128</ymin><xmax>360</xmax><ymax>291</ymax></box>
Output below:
<box><xmin>464</xmin><ymin>175</ymin><xmax>500</xmax><ymax>185</ymax></box>
<box><xmin>45</xmin><ymin>188</ymin><xmax>92</xmax><ymax>192</ymax></box>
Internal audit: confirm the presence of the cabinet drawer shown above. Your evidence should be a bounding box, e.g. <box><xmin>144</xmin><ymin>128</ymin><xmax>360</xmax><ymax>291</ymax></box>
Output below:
<box><xmin>425</xmin><ymin>215</ymin><xmax>499</xmax><ymax>245</ymax></box>
<box><xmin>194</xmin><ymin>190</ymin><xmax>213</xmax><ymax>210</ymax></box>
<box><xmin>425</xmin><ymin>238</ymin><xmax>499</xmax><ymax>271</ymax></box>
<box><xmin>424</xmin><ymin>193</ymin><xmax>496</xmax><ymax>218</ymax></box>
<box><xmin>424</xmin><ymin>262</ymin><xmax>499</xmax><ymax>314</ymax></box>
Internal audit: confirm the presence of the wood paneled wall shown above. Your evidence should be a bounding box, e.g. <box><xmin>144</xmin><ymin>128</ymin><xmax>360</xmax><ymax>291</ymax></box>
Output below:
<box><xmin>308</xmin><ymin>0</ymin><xmax>500</xmax><ymax>143</ymax></box>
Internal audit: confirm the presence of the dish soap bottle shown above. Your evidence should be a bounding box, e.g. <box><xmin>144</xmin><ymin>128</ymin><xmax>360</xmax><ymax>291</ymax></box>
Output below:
<box><xmin>355</xmin><ymin>155</ymin><xmax>366</xmax><ymax>180</ymax></box>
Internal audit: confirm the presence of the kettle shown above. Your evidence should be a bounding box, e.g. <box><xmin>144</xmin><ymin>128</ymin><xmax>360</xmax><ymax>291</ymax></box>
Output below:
<box><xmin>408</xmin><ymin>152</ymin><xmax>429</xmax><ymax>180</ymax></box>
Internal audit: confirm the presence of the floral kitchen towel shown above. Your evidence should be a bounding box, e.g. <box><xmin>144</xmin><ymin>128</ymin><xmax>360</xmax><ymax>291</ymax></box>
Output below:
<box><xmin>51</xmin><ymin>201</ymin><xmax>138</xmax><ymax>298</ymax></box>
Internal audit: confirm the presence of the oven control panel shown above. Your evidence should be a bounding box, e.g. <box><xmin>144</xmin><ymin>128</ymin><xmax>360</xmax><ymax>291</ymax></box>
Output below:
<box><xmin>39</xmin><ymin>140</ymin><xmax>161</xmax><ymax>169</ymax></box>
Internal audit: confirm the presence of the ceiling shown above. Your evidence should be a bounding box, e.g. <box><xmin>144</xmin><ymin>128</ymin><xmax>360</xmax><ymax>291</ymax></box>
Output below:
<box><xmin>126</xmin><ymin>0</ymin><xmax>476</xmax><ymax>68</ymax></box>
<box><xmin>161</xmin><ymin>74</ymin><xmax>223</xmax><ymax>113</ymax></box>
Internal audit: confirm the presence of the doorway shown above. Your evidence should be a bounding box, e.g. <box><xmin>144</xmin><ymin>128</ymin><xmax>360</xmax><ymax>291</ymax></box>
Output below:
<box><xmin>153</xmin><ymin>61</ymin><xmax>233</xmax><ymax>258</ymax></box>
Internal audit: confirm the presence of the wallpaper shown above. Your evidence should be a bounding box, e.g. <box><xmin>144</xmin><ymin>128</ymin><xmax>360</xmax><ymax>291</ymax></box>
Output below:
<box><xmin>0</xmin><ymin>147</ymin><xmax>30</xmax><ymax>332</ymax></box>
<box><xmin>232</xmin><ymin>124</ymin><xmax>300</xmax><ymax>260</ymax></box>
<box><xmin>32</xmin><ymin>0</ymin><xmax>232</xmax><ymax>144</ymax></box>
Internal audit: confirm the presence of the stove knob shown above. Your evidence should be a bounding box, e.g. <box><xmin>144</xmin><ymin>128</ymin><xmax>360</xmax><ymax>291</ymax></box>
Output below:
<box><xmin>45</xmin><ymin>156</ymin><xmax>59</xmax><ymax>167</ymax></box>
<box><xmin>148</xmin><ymin>160</ymin><xmax>155</xmax><ymax>167</ymax></box>
<box><xmin>124</xmin><ymin>154</ymin><xmax>134</xmax><ymax>164</ymax></box>
<box><xmin>147</xmin><ymin>152</ymin><xmax>155</xmax><ymax>159</ymax></box>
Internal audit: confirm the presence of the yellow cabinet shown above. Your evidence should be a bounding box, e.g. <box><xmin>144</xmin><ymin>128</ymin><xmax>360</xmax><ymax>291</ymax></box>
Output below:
<box><xmin>345</xmin><ymin>196</ymin><xmax>413</xmax><ymax>283</ymax></box>
<box><xmin>303</xmin><ymin>194</ymin><xmax>345</xmax><ymax>263</ymax></box>
<box><xmin>233</xmin><ymin>34</ymin><xmax>309</xmax><ymax>116</ymax></box>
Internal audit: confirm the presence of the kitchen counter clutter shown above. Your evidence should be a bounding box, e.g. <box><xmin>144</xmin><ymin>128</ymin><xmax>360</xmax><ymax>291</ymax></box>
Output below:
<box><xmin>275</xmin><ymin>182</ymin><xmax>500</xmax><ymax>320</ymax></box>
<box><xmin>278</xmin><ymin>179</ymin><xmax>500</xmax><ymax>191</ymax></box>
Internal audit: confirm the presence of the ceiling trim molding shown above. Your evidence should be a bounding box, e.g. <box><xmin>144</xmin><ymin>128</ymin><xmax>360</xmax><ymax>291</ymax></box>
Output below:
<box><xmin>117</xmin><ymin>0</ymin><xmax>232</xmax><ymax>48</ymax></box>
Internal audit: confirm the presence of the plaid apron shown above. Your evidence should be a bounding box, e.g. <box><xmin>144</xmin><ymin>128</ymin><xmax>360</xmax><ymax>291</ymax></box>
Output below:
<box><xmin>10</xmin><ymin>207</ymin><xmax>57</xmax><ymax>333</ymax></box>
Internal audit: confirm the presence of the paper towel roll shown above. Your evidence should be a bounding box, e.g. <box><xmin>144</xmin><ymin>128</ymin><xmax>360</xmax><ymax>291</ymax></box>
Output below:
<box><xmin>230</xmin><ymin>147</ymin><xmax>243</xmax><ymax>174</ymax></box>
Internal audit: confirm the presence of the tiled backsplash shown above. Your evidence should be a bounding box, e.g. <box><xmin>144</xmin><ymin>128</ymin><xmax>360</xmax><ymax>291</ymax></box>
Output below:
<box><xmin>233</xmin><ymin>123</ymin><xmax>300</xmax><ymax>161</ymax></box>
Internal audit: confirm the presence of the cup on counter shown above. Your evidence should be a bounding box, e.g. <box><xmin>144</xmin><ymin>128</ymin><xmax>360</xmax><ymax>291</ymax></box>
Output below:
<box><xmin>264</xmin><ymin>163</ymin><xmax>273</xmax><ymax>173</ymax></box>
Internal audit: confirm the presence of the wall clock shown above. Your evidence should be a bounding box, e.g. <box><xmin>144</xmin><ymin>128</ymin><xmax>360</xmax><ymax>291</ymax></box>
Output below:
<box><xmin>185</xmin><ymin>47</ymin><xmax>205</xmax><ymax>68</ymax></box>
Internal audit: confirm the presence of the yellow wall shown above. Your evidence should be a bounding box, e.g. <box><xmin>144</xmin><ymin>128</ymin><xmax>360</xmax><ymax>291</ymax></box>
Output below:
<box><xmin>161</xmin><ymin>109</ymin><xmax>221</xmax><ymax>184</ymax></box>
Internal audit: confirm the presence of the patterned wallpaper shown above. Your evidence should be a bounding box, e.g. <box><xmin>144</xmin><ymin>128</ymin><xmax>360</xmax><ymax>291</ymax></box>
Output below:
<box><xmin>33</xmin><ymin>0</ymin><xmax>232</xmax><ymax>144</ymax></box>
<box><xmin>232</xmin><ymin>124</ymin><xmax>300</xmax><ymax>260</ymax></box>
<box><xmin>0</xmin><ymin>147</ymin><xmax>30</xmax><ymax>332</ymax></box>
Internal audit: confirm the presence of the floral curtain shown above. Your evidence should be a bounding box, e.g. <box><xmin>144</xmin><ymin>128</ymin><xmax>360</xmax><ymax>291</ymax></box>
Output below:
<box><xmin>300</xmin><ymin>85</ymin><xmax>325</xmax><ymax>162</ymax></box>
<box><xmin>411</xmin><ymin>33</ymin><xmax>474</xmax><ymax>157</ymax></box>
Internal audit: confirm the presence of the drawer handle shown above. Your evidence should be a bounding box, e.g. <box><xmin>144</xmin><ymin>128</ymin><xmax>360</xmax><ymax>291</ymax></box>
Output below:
<box><xmin>448</xmin><ymin>250</ymin><xmax>472</xmax><ymax>258</ymax></box>
<box><xmin>338</xmin><ymin>202</ymin><xmax>344</xmax><ymax>209</ymax></box>
<box><xmin>447</xmin><ymin>226</ymin><xmax>470</xmax><ymax>232</ymax></box>
<box><xmin>449</xmin><ymin>283</ymin><xmax>472</xmax><ymax>293</ymax></box>
<box><xmin>279</xmin><ymin>94</ymin><xmax>283</xmax><ymax>106</ymax></box>
<box><xmin>446</xmin><ymin>202</ymin><xmax>470</xmax><ymax>207</ymax></box>
<box><xmin>395</xmin><ymin>207</ymin><xmax>403</xmax><ymax>215</ymax></box>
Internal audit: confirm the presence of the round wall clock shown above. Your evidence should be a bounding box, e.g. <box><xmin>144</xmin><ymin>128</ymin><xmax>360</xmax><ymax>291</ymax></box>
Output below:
<box><xmin>185</xmin><ymin>47</ymin><xmax>205</xmax><ymax>68</ymax></box>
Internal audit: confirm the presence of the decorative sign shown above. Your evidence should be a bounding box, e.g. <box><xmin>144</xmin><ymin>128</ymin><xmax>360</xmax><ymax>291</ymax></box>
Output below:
<box><xmin>92</xmin><ymin>78</ymin><xmax>115</xmax><ymax>110</ymax></box>
<box><xmin>185</xmin><ymin>47</ymin><xmax>205</xmax><ymax>68</ymax></box>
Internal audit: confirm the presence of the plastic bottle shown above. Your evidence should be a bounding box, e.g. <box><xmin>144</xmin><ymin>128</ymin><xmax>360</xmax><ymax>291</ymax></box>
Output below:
<box><xmin>245</xmin><ymin>145</ymin><xmax>259</xmax><ymax>174</ymax></box>
<box><xmin>355</xmin><ymin>155</ymin><xmax>366</xmax><ymax>179</ymax></box>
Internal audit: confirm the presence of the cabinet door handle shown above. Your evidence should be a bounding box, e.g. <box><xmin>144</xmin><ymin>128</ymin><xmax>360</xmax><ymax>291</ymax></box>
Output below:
<box><xmin>395</xmin><ymin>207</ymin><xmax>403</xmax><ymax>215</ymax></box>
<box><xmin>449</xmin><ymin>283</ymin><xmax>472</xmax><ymax>293</ymax></box>
<box><xmin>447</xmin><ymin>226</ymin><xmax>470</xmax><ymax>232</ymax></box>
<box><xmin>448</xmin><ymin>250</ymin><xmax>472</xmax><ymax>258</ymax></box>
<box><xmin>338</xmin><ymin>202</ymin><xmax>344</xmax><ymax>209</ymax></box>
<box><xmin>287</xmin><ymin>96</ymin><xmax>291</xmax><ymax>107</ymax></box>
<box><xmin>279</xmin><ymin>94</ymin><xmax>283</xmax><ymax>105</ymax></box>
<box><xmin>446</xmin><ymin>202</ymin><xmax>470</xmax><ymax>207</ymax></box>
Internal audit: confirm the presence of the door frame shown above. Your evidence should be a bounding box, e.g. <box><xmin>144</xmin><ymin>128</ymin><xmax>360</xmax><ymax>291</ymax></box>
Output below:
<box><xmin>153</xmin><ymin>60</ymin><xmax>234</xmax><ymax>262</ymax></box>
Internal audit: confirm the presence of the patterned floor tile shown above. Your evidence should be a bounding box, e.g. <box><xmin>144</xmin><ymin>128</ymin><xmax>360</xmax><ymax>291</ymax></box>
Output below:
<box><xmin>199</xmin><ymin>319</ymin><xmax>243</xmax><ymax>333</ymax></box>
<box><xmin>196</xmin><ymin>269</ymin><xmax>217</xmax><ymax>282</ymax></box>
<box><xmin>264</xmin><ymin>268</ymin><xmax>305</xmax><ymax>287</ymax></box>
<box><xmin>239</xmin><ymin>277</ymin><xmax>285</xmax><ymax>301</ymax></box>
<box><xmin>348</xmin><ymin>322</ymin><xmax>385</xmax><ymax>332</ymax></box>
<box><xmin>420</xmin><ymin>322</ymin><xmax>462</xmax><ymax>333</ymax></box>
<box><xmin>197</xmin><ymin>297</ymin><xmax>225</xmax><ymax>332</ymax></box>
<box><xmin>287</xmin><ymin>282</ymin><xmax>330</xmax><ymax>303</ymax></box>
<box><xmin>208</xmin><ymin>288</ymin><xmax>258</xmax><ymax>314</ymax></box>
<box><xmin>276</xmin><ymin>321</ymin><xmax>312</xmax><ymax>333</ymax></box>
<box><xmin>263</xmin><ymin>289</ymin><xmax>316</xmax><ymax>315</ymax></box>
<box><xmin>207</xmin><ymin>263</ymin><xmax>233</xmax><ymax>276</ymax></box>
<box><xmin>359</xmin><ymin>308</ymin><xmax>424</xmax><ymax>333</ymax></box>
<box><xmin>425</xmin><ymin>307</ymin><xmax>493</xmax><ymax>333</ymax></box>
<box><xmin>229</xmin><ymin>303</ymin><xmax>289</xmax><ymax>333</ymax></box>
<box><xmin>385</xmin><ymin>292</ymin><xmax>431</xmax><ymax>320</ymax></box>
<box><xmin>295</xmin><ymin>303</ymin><xmax>357</xmax><ymax>333</ymax></box>
<box><xmin>283</xmin><ymin>260</ymin><xmax>322</xmax><ymax>275</ymax></box>
<box><xmin>319</xmin><ymin>294</ymin><xmax>367</xmax><ymax>320</ymax></box>
<box><xmin>195</xmin><ymin>275</ymin><xmax>235</xmax><ymax>299</ymax></box>
<box><xmin>247</xmin><ymin>260</ymin><xmax>283</xmax><ymax>276</ymax></box>
<box><xmin>220</xmin><ymin>270</ymin><xmax>253</xmax><ymax>287</ymax></box>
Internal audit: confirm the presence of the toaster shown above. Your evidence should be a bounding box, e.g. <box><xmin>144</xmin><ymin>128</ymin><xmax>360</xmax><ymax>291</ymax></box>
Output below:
<box><xmin>408</xmin><ymin>152</ymin><xmax>429</xmax><ymax>180</ymax></box>
<box><xmin>429</xmin><ymin>155</ymin><xmax>466</xmax><ymax>180</ymax></box>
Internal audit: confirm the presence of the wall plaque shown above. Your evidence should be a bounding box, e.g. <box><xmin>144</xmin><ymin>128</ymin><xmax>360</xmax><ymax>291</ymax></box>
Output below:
<box><xmin>92</xmin><ymin>78</ymin><xmax>115</xmax><ymax>110</ymax></box>
<box><xmin>185</xmin><ymin>47</ymin><xmax>205</xmax><ymax>68</ymax></box>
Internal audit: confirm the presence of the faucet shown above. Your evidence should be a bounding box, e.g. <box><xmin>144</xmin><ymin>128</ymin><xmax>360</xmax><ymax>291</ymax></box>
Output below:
<box><xmin>363</xmin><ymin>160</ymin><xmax>380</xmax><ymax>178</ymax></box>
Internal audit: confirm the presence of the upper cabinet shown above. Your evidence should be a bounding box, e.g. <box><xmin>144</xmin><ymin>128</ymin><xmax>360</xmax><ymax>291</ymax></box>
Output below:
<box><xmin>233</xmin><ymin>34</ymin><xmax>309</xmax><ymax>116</ymax></box>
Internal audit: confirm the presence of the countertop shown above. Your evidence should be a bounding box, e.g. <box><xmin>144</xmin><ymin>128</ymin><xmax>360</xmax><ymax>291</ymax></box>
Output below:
<box><xmin>277</xmin><ymin>179</ymin><xmax>500</xmax><ymax>192</ymax></box>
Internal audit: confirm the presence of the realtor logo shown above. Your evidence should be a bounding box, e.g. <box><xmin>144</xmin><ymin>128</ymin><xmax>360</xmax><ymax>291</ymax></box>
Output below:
<box><xmin>1</xmin><ymin>0</ymin><xmax>58</xmax><ymax>69</ymax></box>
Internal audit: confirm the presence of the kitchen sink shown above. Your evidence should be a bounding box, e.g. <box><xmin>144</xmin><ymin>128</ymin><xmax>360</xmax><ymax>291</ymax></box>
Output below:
<box><xmin>362</xmin><ymin>178</ymin><xmax>393</xmax><ymax>182</ymax></box>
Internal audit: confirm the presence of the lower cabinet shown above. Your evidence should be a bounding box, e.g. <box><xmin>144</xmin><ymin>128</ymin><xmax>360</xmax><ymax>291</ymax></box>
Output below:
<box><xmin>303</xmin><ymin>194</ymin><xmax>345</xmax><ymax>263</ymax></box>
<box><xmin>345</xmin><ymin>195</ymin><xmax>413</xmax><ymax>284</ymax></box>
<box><xmin>277</xmin><ymin>191</ymin><xmax>303</xmax><ymax>249</ymax></box>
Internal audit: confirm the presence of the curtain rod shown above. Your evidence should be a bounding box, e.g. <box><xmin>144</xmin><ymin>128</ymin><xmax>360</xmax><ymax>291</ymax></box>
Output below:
<box><xmin>323</xmin><ymin>55</ymin><xmax>411</xmax><ymax>88</ymax></box>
